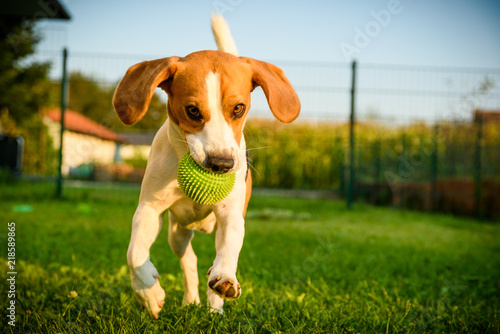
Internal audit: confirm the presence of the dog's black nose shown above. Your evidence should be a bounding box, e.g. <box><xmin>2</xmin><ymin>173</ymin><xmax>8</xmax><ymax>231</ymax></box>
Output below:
<box><xmin>206</xmin><ymin>155</ymin><xmax>234</xmax><ymax>173</ymax></box>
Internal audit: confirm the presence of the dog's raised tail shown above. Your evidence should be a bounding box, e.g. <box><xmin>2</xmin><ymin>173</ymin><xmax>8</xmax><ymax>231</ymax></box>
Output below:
<box><xmin>211</xmin><ymin>13</ymin><xmax>238</xmax><ymax>57</ymax></box>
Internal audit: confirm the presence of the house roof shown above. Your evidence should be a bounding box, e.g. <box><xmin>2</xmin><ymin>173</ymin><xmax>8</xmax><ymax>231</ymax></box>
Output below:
<box><xmin>474</xmin><ymin>110</ymin><xmax>500</xmax><ymax>123</ymax></box>
<box><xmin>46</xmin><ymin>109</ymin><xmax>127</xmax><ymax>143</ymax></box>
<box><xmin>1</xmin><ymin>0</ymin><xmax>71</xmax><ymax>20</ymax></box>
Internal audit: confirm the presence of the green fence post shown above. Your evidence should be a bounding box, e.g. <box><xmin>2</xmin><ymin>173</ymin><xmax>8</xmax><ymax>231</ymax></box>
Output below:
<box><xmin>474</xmin><ymin>115</ymin><xmax>483</xmax><ymax>218</ymax></box>
<box><xmin>56</xmin><ymin>48</ymin><xmax>68</xmax><ymax>198</ymax></box>
<box><xmin>340</xmin><ymin>161</ymin><xmax>345</xmax><ymax>197</ymax></box>
<box><xmin>347</xmin><ymin>60</ymin><xmax>357</xmax><ymax>209</ymax></box>
<box><xmin>399</xmin><ymin>132</ymin><xmax>407</xmax><ymax>209</ymax></box>
<box><xmin>430</xmin><ymin>124</ymin><xmax>438</xmax><ymax>211</ymax></box>
<box><xmin>374</xmin><ymin>139</ymin><xmax>381</xmax><ymax>204</ymax></box>
<box><xmin>333</xmin><ymin>137</ymin><xmax>342</xmax><ymax>193</ymax></box>
<box><xmin>374</xmin><ymin>139</ymin><xmax>381</xmax><ymax>185</ymax></box>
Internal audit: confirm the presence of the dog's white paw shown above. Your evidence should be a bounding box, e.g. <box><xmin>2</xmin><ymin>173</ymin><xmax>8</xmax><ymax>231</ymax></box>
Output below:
<box><xmin>130</xmin><ymin>261</ymin><xmax>165</xmax><ymax>319</ymax></box>
<box><xmin>133</xmin><ymin>280</ymin><xmax>165</xmax><ymax>319</ymax></box>
<box><xmin>207</xmin><ymin>268</ymin><xmax>241</xmax><ymax>300</ymax></box>
<box><xmin>207</xmin><ymin>288</ymin><xmax>225</xmax><ymax>314</ymax></box>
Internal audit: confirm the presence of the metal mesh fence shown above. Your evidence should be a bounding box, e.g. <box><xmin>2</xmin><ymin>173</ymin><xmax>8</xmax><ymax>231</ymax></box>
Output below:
<box><xmin>27</xmin><ymin>39</ymin><xmax>500</xmax><ymax>218</ymax></box>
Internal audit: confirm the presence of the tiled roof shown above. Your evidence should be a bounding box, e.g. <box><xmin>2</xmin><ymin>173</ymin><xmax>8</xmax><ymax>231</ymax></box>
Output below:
<box><xmin>46</xmin><ymin>109</ymin><xmax>126</xmax><ymax>143</ymax></box>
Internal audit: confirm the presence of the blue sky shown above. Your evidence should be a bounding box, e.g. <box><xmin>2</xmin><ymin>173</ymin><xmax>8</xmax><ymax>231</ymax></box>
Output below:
<box><xmin>39</xmin><ymin>0</ymin><xmax>500</xmax><ymax>68</ymax></box>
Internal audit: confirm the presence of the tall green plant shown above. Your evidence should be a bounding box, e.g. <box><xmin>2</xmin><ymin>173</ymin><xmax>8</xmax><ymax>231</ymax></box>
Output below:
<box><xmin>245</xmin><ymin>118</ymin><xmax>500</xmax><ymax>191</ymax></box>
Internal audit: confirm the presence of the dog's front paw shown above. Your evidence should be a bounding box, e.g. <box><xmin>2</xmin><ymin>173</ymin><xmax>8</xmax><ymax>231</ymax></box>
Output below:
<box><xmin>207</xmin><ymin>268</ymin><xmax>241</xmax><ymax>300</ymax></box>
<box><xmin>130</xmin><ymin>261</ymin><xmax>165</xmax><ymax>319</ymax></box>
<box><xmin>132</xmin><ymin>280</ymin><xmax>165</xmax><ymax>319</ymax></box>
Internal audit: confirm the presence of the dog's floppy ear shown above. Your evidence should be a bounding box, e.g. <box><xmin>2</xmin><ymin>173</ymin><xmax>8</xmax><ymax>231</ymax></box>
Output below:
<box><xmin>113</xmin><ymin>57</ymin><xmax>179</xmax><ymax>125</ymax></box>
<box><xmin>240</xmin><ymin>57</ymin><xmax>300</xmax><ymax>123</ymax></box>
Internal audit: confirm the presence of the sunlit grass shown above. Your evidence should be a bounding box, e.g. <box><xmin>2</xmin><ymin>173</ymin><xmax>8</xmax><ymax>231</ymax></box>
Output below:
<box><xmin>0</xmin><ymin>181</ymin><xmax>499</xmax><ymax>333</ymax></box>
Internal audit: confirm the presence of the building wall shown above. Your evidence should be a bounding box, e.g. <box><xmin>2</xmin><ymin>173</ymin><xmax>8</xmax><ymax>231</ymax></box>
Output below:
<box><xmin>119</xmin><ymin>145</ymin><xmax>151</xmax><ymax>161</ymax></box>
<box><xmin>45</xmin><ymin>117</ymin><xmax>118</xmax><ymax>174</ymax></box>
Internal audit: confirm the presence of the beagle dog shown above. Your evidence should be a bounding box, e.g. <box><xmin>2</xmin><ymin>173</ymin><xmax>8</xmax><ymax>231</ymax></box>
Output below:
<box><xmin>112</xmin><ymin>15</ymin><xmax>300</xmax><ymax>318</ymax></box>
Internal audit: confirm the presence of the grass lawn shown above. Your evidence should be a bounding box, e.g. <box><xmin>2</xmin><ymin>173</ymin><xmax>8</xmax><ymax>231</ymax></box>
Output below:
<box><xmin>0</xmin><ymin>181</ymin><xmax>499</xmax><ymax>333</ymax></box>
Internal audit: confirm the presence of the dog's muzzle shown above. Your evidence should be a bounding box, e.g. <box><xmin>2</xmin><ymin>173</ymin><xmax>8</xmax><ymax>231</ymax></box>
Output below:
<box><xmin>206</xmin><ymin>155</ymin><xmax>235</xmax><ymax>173</ymax></box>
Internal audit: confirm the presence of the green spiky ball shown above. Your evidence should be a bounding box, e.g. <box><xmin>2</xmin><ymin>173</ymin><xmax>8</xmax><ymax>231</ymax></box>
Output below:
<box><xmin>177</xmin><ymin>152</ymin><xmax>236</xmax><ymax>205</ymax></box>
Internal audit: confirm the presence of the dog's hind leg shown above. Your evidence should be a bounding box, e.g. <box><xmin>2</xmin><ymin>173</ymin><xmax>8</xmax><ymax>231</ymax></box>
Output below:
<box><xmin>168</xmin><ymin>212</ymin><xmax>201</xmax><ymax>305</ymax></box>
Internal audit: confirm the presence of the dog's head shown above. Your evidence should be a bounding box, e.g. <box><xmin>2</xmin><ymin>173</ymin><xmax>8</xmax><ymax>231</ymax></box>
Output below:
<box><xmin>113</xmin><ymin>50</ymin><xmax>300</xmax><ymax>173</ymax></box>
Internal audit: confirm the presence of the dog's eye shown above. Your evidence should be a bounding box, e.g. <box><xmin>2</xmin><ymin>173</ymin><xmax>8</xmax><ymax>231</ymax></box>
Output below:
<box><xmin>233</xmin><ymin>104</ymin><xmax>246</xmax><ymax>118</ymax></box>
<box><xmin>186</xmin><ymin>106</ymin><xmax>202</xmax><ymax>120</ymax></box>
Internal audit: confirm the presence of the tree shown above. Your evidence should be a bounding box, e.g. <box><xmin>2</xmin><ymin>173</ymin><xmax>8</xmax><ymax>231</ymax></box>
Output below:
<box><xmin>0</xmin><ymin>17</ymin><xmax>51</xmax><ymax>124</ymax></box>
<box><xmin>65</xmin><ymin>72</ymin><xmax>167</xmax><ymax>132</ymax></box>
<box><xmin>0</xmin><ymin>17</ymin><xmax>56</xmax><ymax>175</ymax></box>
<box><xmin>67</xmin><ymin>72</ymin><xmax>115</xmax><ymax>124</ymax></box>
